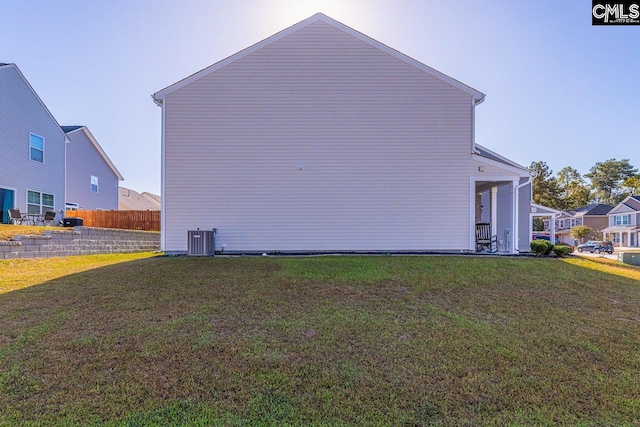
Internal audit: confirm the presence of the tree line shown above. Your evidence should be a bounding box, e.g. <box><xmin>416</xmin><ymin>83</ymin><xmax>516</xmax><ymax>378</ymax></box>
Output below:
<box><xmin>529</xmin><ymin>159</ymin><xmax>639</xmax><ymax>210</ymax></box>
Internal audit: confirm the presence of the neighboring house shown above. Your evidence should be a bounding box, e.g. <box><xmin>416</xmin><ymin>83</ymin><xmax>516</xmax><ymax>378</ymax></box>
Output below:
<box><xmin>0</xmin><ymin>63</ymin><xmax>67</xmax><ymax>224</ymax></box>
<box><xmin>544</xmin><ymin>203</ymin><xmax>612</xmax><ymax>245</ymax></box>
<box><xmin>602</xmin><ymin>195</ymin><xmax>640</xmax><ymax>247</ymax></box>
<box><xmin>62</xmin><ymin>126</ymin><xmax>123</xmax><ymax>210</ymax></box>
<box><xmin>119</xmin><ymin>187</ymin><xmax>161</xmax><ymax>211</ymax></box>
<box><xmin>152</xmin><ymin>13</ymin><xmax>534</xmax><ymax>254</ymax></box>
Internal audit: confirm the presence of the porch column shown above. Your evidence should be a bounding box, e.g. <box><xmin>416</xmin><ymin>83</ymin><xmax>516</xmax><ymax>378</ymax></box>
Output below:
<box><xmin>511</xmin><ymin>180</ymin><xmax>518</xmax><ymax>254</ymax></box>
<box><xmin>490</xmin><ymin>186</ymin><xmax>498</xmax><ymax>237</ymax></box>
<box><xmin>549</xmin><ymin>214</ymin><xmax>556</xmax><ymax>246</ymax></box>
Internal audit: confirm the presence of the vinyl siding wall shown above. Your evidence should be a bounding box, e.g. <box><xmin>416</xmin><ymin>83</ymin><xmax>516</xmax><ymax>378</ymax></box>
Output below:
<box><xmin>583</xmin><ymin>216</ymin><xmax>609</xmax><ymax>241</ymax></box>
<box><xmin>163</xmin><ymin>21</ymin><xmax>519</xmax><ymax>252</ymax></box>
<box><xmin>0</xmin><ymin>66</ymin><xmax>65</xmax><ymax>221</ymax></box>
<box><xmin>66</xmin><ymin>129</ymin><xmax>119</xmax><ymax>210</ymax></box>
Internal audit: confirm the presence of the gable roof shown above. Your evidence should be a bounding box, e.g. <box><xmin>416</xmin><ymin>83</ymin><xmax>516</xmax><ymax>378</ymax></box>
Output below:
<box><xmin>608</xmin><ymin>195</ymin><xmax>640</xmax><ymax>214</ymax></box>
<box><xmin>0</xmin><ymin>63</ymin><xmax>69</xmax><ymax>142</ymax></box>
<box><xmin>119</xmin><ymin>187</ymin><xmax>161</xmax><ymax>210</ymax></box>
<box><xmin>152</xmin><ymin>13</ymin><xmax>485</xmax><ymax>105</ymax></box>
<box><xmin>572</xmin><ymin>203</ymin><xmax>613</xmax><ymax>216</ymax></box>
<box><xmin>62</xmin><ymin>125</ymin><xmax>124</xmax><ymax>181</ymax></box>
<box><xmin>60</xmin><ymin>125</ymin><xmax>83</xmax><ymax>133</ymax></box>
<box><xmin>622</xmin><ymin>195</ymin><xmax>640</xmax><ymax>211</ymax></box>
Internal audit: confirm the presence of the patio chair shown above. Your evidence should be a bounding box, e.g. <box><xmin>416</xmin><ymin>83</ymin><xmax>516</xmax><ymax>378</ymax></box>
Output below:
<box><xmin>476</xmin><ymin>223</ymin><xmax>498</xmax><ymax>253</ymax></box>
<box><xmin>8</xmin><ymin>209</ymin><xmax>28</xmax><ymax>225</ymax></box>
<box><xmin>42</xmin><ymin>211</ymin><xmax>56</xmax><ymax>226</ymax></box>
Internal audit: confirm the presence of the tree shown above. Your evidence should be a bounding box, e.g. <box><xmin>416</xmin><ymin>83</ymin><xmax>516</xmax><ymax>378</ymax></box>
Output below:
<box><xmin>621</xmin><ymin>176</ymin><xmax>640</xmax><ymax>196</ymax></box>
<box><xmin>570</xmin><ymin>225</ymin><xmax>592</xmax><ymax>243</ymax></box>
<box><xmin>556</xmin><ymin>166</ymin><xmax>592</xmax><ymax>210</ymax></box>
<box><xmin>585</xmin><ymin>159</ymin><xmax>638</xmax><ymax>206</ymax></box>
<box><xmin>529</xmin><ymin>161</ymin><xmax>561</xmax><ymax>209</ymax></box>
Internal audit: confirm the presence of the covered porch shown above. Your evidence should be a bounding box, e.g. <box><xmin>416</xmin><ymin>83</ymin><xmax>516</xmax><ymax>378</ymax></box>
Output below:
<box><xmin>473</xmin><ymin>177</ymin><xmax>531</xmax><ymax>254</ymax></box>
<box><xmin>530</xmin><ymin>203</ymin><xmax>561</xmax><ymax>244</ymax></box>
<box><xmin>602</xmin><ymin>226</ymin><xmax>638</xmax><ymax>247</ymax></box>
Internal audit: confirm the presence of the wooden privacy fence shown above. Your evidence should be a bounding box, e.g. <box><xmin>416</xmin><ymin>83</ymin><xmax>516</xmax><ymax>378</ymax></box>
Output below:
<box><xmin>72</xmin><ymin>210</ymin><xmax>160</xmax><ymax>231</ymax></box>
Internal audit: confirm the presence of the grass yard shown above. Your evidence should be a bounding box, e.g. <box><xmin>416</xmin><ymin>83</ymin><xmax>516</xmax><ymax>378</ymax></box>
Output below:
<box><xmin>0</xmin><ymin>224</ymin><xmax>65</xmax><ymax>241</ymax></box>
<box><xmin>1</xmin><ymin>254</ymin><xmax>640</xmax><ymax>425</ymax></box>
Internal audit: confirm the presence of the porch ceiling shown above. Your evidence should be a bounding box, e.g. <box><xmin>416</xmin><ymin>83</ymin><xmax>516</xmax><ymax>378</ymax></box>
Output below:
<box><xmin>476</xmin><ymin>181</ymin><xmax>512</xmax><ymax>193</ymax></box>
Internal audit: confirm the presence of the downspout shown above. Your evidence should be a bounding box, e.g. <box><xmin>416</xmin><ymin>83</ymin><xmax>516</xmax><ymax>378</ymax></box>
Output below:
<box><xmin>471</xmin><ymin>94</ymin><xmax>486</xmax><ymax>154</ymax></box>
<box><xmin>513</xmin><ymin>175</ymin><xmax>532</xmax><ymax>253</ymax></box>
<box><xmin>152</xmin><ymin>94</ymin><xmax>165</xmax><ymax>251</ymax></box>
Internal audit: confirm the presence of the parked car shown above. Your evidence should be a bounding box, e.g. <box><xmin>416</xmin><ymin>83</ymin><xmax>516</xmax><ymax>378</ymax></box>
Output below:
<box><xmin>577</xmin><ymin>241</ymin><xmax>613</xmax><ymax>254</ymax></box>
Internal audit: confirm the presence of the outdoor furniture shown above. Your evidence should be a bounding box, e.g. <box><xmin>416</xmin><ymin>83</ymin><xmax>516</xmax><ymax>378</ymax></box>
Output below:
<box><xmin>8</xmin><ymin>209</ymin><xmax>28</xmax><ymax>225</ymax></box>
<box><xmin>42</xmin><ymin>211</ymin><xmax>56</xmax><ymax>226</ymax></box>
<box><xmin>476</xmin><ymin>222</ymin><xmax>498</xmax><ymax>253</ymax></box>
<box><xmin>25</xmin><ymin>213</ymin><xmax>43</xmax><ymax>225</ymax></box>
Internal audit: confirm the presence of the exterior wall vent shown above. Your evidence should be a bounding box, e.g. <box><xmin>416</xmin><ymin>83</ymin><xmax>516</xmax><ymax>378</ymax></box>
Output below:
<box><xmin>187</xmin><ymin>229</ymin><xmax>216</xmax><ymax>256</ymax></box>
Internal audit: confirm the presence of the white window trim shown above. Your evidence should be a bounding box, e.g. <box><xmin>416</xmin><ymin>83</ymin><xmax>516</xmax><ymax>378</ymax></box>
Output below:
<box><xmin>26</xmin><ymin>189</ymin><xmax>54</xmax><ymax>214</ymax></box>
<box><xmin>65</xmin><ymin>202</ymin><xmax>79</xmax><ymax>211</ymax></box>
<box><xmin>614</xmin><ymin>214</ymin><xmax>631</xmax><ymax>226</ymax></box>
<box><xmin>91</xmin><ymin>175</ymin><xmax>99</xmax><ymax>193</ymax></box>
<box><xmin>29</xmin><ymin>132</ymin><xmax>45</xmax><ymax>163</ymax></box>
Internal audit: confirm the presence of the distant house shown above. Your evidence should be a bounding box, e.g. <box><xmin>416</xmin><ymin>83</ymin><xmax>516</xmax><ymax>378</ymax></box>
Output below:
<box><xmin>0</xmin><ymin>63</ymin><xmax>67</xmax><ymax>224</ymax></box>
<box><xmin>119</xmin><ymin>187</ymin><xmax>161</xmax><ymax>211</ymax></box>
<box><xmin>153</xmin><ymin>13</ymin><xmax>535</xmax><ymax>254</ymax></box>
<box><xmin>62</xmin><ymin>126</ymin><xmax>123</xmax><ymax>210</ymax></box>
<box><xmin>603</xmin><ymin>196</ymin><xmax>640</xmax><ymax>247</ymax></box>
<box><xmin>544</xmin><ymin>203</ymin><xmax>612</xmax><ymax>245</ymax></box>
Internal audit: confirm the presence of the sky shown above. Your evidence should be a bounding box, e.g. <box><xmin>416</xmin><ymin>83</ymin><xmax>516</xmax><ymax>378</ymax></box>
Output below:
<box><xmin>1</xmin><ymin>0</ymin><xmax>638</xmax><ymax>195</ymax></box>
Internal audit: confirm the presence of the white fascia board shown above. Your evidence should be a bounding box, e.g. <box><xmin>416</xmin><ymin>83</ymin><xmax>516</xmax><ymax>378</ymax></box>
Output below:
<box><xmin>475</xmin><ymin>143</ymin><xmax>528</xmax><ymax>171</ymax></box>
<box><xmin>609</xmin><ymin>203</ymin><xmax>638</xmax><ymax>215</ymax></box>
<box><xmin>531</xmin><ymin>203</ymin><xmax>562</xmax><ymax>215</ymax></box>
<box><xmin>66</xmin><ymin>127</ymin><xmax>124</xmax><ymax>181</ymax></box>
<box><xmin>2</xmin><ymin>63</ymin><xmax>70</xmax><ymax>142</ymax></box>
<box><xmin>152</xmin><ymin>13</ymin><xmax>485</xmax><ymax>103</ymax></box>
<box><xmin>472</xmin><ymin>153</ymin><xmax>531</xmax><ymax>177</ymax></box>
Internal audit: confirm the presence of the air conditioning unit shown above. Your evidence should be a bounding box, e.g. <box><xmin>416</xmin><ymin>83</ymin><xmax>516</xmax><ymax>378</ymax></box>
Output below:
<box><xmin>187</xmin><ymin>229</ymin><xmax>216</xmax><ymax>256</ymax></box>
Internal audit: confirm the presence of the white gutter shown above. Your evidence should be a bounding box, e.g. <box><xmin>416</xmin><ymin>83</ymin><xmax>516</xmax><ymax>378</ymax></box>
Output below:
<box><xmin>471</xmin><ymin>94</ymin><xmax>486</xmax><ymax>154</ymax></box>
<box><xmin>160</xmin><ymin>98</ymin><xmax>166</xmax><ymax>251</ymax></box>
<box><xmin>513</xmin><ymin>176</ymin><xmax>532</xmax><ymax>253</ymax></box>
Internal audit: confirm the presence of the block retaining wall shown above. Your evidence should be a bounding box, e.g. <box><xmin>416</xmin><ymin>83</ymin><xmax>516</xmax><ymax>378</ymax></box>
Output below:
<box><xmin>0</xmin><ymin>227</ymin><xmax>160</xmax><ymax>259</ymax></box>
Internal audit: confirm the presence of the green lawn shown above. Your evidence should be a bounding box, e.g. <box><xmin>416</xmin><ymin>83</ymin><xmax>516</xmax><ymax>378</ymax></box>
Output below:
<box><xmin>1</xmin><ymin>254</ymin><xmax>640</xmax><ymax>426</ymax></box>
<box><xmin>0</xmin><ymin>224</ymin><xmax>64</xmax><ymax>241</ymax></box>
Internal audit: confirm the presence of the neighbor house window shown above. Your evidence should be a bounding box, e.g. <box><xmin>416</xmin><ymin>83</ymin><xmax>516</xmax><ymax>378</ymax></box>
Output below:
<box><xmin>614</xmin><ymin>214</ymin><xmax>631</xmax><ymax>226</ymax></box>
<box><xmin>91</xmin><ymin>176</ymin><xmax>98</xmax><ymax>193</ymax></box>
<box><xmin>27</xmin><ymin>190</ymin><xmax>54</xmax><ymax>214</ymax></box>
<box><xmin>571</xmin><ymin>218</ymin><xmax>577</xmax><ymax>227</ymax></box>
<box><xmin>66</xmin><ymin>202</ymin><xmax>79</xmax><ymax>211</ymax></box>
<box><xmin>559</xmin><ymin>219</ymin><xmax>565</xmax><ymax>228</ymax></box>
<box><xmin>29</xmin><ymin>133</ymin><xmax>44</xmax><ymax>162</ymax></box>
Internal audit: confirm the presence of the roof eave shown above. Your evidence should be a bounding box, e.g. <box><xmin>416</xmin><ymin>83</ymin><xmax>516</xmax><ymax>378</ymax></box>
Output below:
<box><xmin>152</xmin><ymin>12</ymin><xmax>485</xmax><ymax>102</ymax></box>
<box><xmin>66</xmin><ymin>126</ymin><xmax>124</xmax><ymax>181</ymax></box>
<box><xmin>2</xmin><ymin>63</ymin><xmax>70</xmax><ymax>142</ymax></box>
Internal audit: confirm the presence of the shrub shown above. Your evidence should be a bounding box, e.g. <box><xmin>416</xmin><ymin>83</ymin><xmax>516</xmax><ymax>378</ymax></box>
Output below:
<box><xmin>531</xmin><ymin>239</ymin><xmax>554</xmax><ymax>256</ymax></box>
<box><xmin>544</xmin><ymin>241</ymin><xmax>554</xmax><ymax>256</ymax></box>
<box><xmin>553</xmin><ymin>245</ymin><xmax>573</xmax><ymax>258</ymax></box>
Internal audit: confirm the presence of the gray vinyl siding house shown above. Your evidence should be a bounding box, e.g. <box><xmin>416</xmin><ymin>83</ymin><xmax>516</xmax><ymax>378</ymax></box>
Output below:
<box><xmin>62</xmin><ymin>126</ymin><xmax>123</xmax><ymax>210</ymax></box>
<box><xmin>153</xmin><ymin>13</ymin><xmax>533</xmax><ymax>254</ymax></box>
<box><xmin>0</xmin><ymin>63</ymin><xmax>67</xmax><ymax>224</ymax></box>
<box><xmin>603</xmin><ymin>196</ymin><xmax>640</xmax><ymax>247</ymax></box>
